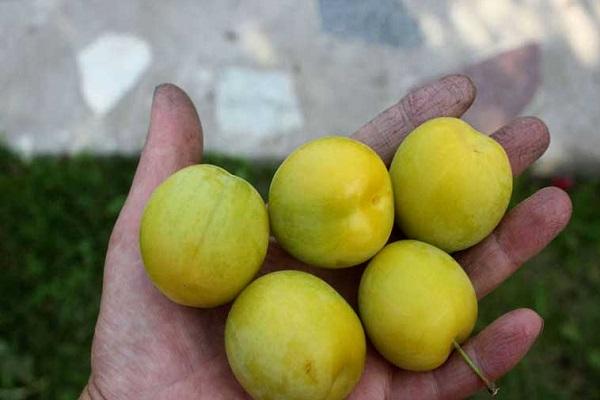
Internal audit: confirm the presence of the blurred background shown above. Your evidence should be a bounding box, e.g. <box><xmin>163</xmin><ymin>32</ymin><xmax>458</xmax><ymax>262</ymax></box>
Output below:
<box><xmin>1</xmin><ymin>0</ymin><xmax>599</xmax><ymax>399</ymax></box>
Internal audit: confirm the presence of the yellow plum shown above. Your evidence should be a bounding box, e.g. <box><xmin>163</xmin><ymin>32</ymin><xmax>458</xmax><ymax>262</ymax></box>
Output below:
<box><xmin>358</xmin><ymin>240</ymin><xmax>477</xmax><ymax>371</ymax></box>
<box><xmin>269</xmin><ymin>136</ymin><xmax>394</xmax><ymax>268</ymax></box>
<box><xmin>390</xmin><ymin>117</ymin><xmax>512</xmax><ymax>252</ymax></box>
<box><xmin>226</xmin><ymin>270</ymin><xmax>366</xmax><ymax>400</ymax></box>
<box><xmin>139</xmin><ymin>164</ymin><xmax>269</xmax><ymax>307</ymax></box>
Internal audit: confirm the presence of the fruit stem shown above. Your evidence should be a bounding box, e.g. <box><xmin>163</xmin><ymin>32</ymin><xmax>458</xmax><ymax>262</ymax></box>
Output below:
<box><xmin>452</xmin><ymin>340</ymin><xmax>499</xmax><ymax>397</ymax></box>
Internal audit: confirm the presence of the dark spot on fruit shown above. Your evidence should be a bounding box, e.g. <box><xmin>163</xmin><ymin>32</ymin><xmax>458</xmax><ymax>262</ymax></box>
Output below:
<box><xmin>371</xmin><ymin>194</ymin><xmax>384</xmax><ymax>206</ymax></box>
<box><xmin>304</xmin><ymin>360</ymin><xmax>317</xmax><ymax>382</ymax></box>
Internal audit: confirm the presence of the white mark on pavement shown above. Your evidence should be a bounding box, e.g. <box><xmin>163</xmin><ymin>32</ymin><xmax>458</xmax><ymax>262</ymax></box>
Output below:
<box><xmin>216</xmin><ymin>67</ymin><xmax>303</xmax><ymax>140</ymax></box>
<box><xmin>450</xmin><ymin>2</ymin><xmax>493</xmax><ymax>49</ymax></box>
<box><xmin>554</xmin><ymin>0</ymin><xmax>599</xmax><ymax>66</ymax></box>
<box><xmin>417</xmin><ymin>13</ymin><xmax>445</xmax><ymax>47</ymax></box>
<box><xmin>240</xmin><ymin>23</ymin><xmax>278</xmax><ymax>66</ymax></box>
<box><xmin>77</xmin><ymin>33</ymin><xmax>152</xmax><ymax>115</ymax></box>
<box><xmin>14</xmin><ymin>134</ymin><xmax>34</xmax><ymax>159</ymax></box>
<box><xmin>190</xmin><ymin>66</ymin><xmax>214</xmax><ymax>98</ymax></box>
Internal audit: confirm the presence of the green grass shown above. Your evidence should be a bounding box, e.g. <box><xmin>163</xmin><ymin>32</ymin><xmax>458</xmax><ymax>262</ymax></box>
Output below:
<box><xmin>473</xmin><ymin>176</ymin><xmax>600</xmax><ymax>400</ymax></box>
<box><xmin>0</xmin><ymin>146</ymin><xmax>598</xmax><ymax>399</ymax></box>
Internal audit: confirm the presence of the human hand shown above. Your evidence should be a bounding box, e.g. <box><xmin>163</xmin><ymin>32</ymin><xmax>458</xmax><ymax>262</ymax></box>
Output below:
<box><xmin>81</xmin><ymin>76</ymin><xmax>572</xmax><ymax>400</ymax></box>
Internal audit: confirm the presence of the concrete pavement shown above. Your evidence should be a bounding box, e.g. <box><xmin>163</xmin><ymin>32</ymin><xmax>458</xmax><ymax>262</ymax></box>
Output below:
<box><xmin>1</xmin><ymin>0</ymin><xmax>599</xmax><ymax>173</ymax></box>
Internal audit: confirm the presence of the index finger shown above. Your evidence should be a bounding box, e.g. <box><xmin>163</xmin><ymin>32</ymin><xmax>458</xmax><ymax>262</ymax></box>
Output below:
<box><xmin>351</xmin><ymin>74</ymin><xmax>476</xmax><ymax>164</ymax></box>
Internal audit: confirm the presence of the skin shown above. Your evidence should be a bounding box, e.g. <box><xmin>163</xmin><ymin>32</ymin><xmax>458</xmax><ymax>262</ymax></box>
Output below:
<box><xmin>140</xmin><ymin>164</ymin><xmax>269</xmax><ymax>307</ymax></box>
<box><xmin>81</xmin><ymin>76</ymin><xmax>572</xmax><ymax>400</ymax></box>
<box><xmin>390</xmin><ymin>117</ymin><xmax>512</xmax><ymax>252</ymax></box>
<box><xmin>359</xmin><ymin>241</ymin><xmax>478</xmax><ymax>371</ymax></box>
<box><xmin>225</xmin><ymin>271</ymin><xmax>366</xmax><ymax>400</ymax></box>
<box><xmin>269</xmin><ymin>136</ymin><xmax>394</xmax><ymax>268</ymax></box>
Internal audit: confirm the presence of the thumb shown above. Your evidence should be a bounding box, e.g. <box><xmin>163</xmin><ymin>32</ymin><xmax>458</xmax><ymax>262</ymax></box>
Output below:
<box><xmin>113</xmin><ymin>83</ymin><xmax>203</xmax><ymax>243</ymax></box>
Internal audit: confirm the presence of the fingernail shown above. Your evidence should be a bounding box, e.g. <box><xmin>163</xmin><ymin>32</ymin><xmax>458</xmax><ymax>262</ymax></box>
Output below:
<box><xmin>153</xmin><ymin>83</ymin><xmax>169</xmax><ymax>100</ymax></box>
<box><xmin>153</xmin><ymin>84</ymin><xmax>163</xmax><ymax>100</ymax></box>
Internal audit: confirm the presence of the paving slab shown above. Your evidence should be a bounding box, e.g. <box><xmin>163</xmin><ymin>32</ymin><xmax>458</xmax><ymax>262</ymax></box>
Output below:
<box><xmin>1</xmin><ymin>0</ymin><xmax>599</xmax><ymax>173</ymax></box>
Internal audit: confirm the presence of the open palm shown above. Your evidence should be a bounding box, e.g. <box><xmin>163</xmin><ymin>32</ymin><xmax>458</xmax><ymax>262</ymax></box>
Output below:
<box><xmin>81</xmin><ymin>76</ymin><xmax>571</xmax><ymax>400</ymax></box>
